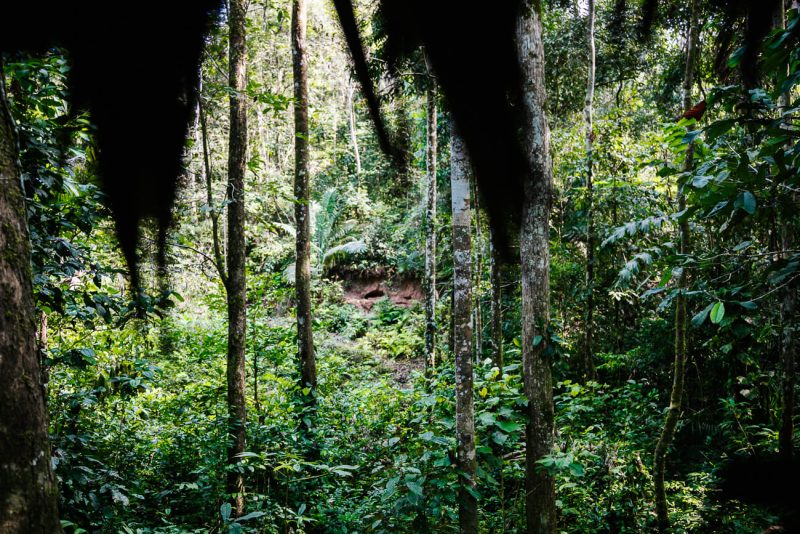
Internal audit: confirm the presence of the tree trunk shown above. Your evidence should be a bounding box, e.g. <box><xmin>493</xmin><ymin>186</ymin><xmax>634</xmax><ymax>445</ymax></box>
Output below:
<box><xmin>583</xmin><ymin>0</ymin><xmax>597</xmax><ymax>380</ymax></box>
<box><xmin>451</xmin><ymin>125</ymin><xmax>478</xmax><ymax>533</ymax></box>
<box><xmin>226</xmin><ymin>0</ymin><xmax>248</xmax><ymax>517</ymax></box>
<box><xmin>347</xmin><ymin>80</ymin><xmax>362</xmax><ymax>178</ymax></box>
<box><xmin>779</xmin><ymin>215</ymin><xmax>796</xmax><ymax>462</ymax></box>
<box><xmin>489</xmin><ymin>224</ymin><xmax>503</xmax><ymax>371</ymax></box>
<box><xmin>424</xmin><ymin>80</ymin><xmax>438</xmax><ymax>373</ymax></box>
<box><xmin>199</xmin><ymin>93</ymin><xmax>228</xmax><ymax>284</ymax></box>
<box><xmin>654</xmin><ymin>2</ymin><xmax>698</xmax><ymax>530</ymax></box>
<box><xmin>776</xmin><ymin>0</ymin><xmax>796</xmax><ymax>466</ymax></box>
<box><xmin>472</xmin><ymin>178</ymin><xmax>484</xmax><ymax>362</ymax></box>
<box><xmin>0</xmin><ymin>64</ymin><xmax>62</xmax><ymax>534</ymax></box>
<box><xmin>516</xmin><ymin>3</ymin><xmax>556</xmax><ymax>533</ymax></box>
<box><xmin>293</xmin><ymin>0</ymin><xmax>317</xmax><ymax>404</ymax></box>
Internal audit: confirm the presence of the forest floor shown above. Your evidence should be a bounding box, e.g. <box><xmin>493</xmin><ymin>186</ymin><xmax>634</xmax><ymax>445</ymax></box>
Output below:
<box><xmin>268</xmin><ymin>283</ymin><xmax>425</xmax><ymax>387</ymax></box>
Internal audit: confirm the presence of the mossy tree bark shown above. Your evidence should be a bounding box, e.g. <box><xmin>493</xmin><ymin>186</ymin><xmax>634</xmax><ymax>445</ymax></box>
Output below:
<box><xmin>583</xmin><ymin>0</ymin><xmax>597</xmax><ymax>380</ymax></box>
<box><xmin>451</xmin><ymin>125</ymin><xmax>478</xmax><ymax>534</ymax></box>
<box><xmin>424</xmin><ymin>77</ymin><xmax>438</xmax><ymax>374</ymax></box>
<box><xmin>226</xmin><ymin>0</ymin><xmax>249</xmax><ymax>517</ymax></box>
<box><xmin>0</xmin><ymin>64</ymin><xmax>62</xmax><ymax>534</ymax></box>
<box><xmin>653</xmin><ymin>1</ymin><xmax>698</xmax><ymax>530</ymax></box>
<box><xmin>516</xmin><ymin>2</ymin><xmax>556</xmax><ymax>532</ymax></box>
<box><xmin>293</xmin><ymin>0</ymin><xmax>317</xmax><ymax>414</ymax></box>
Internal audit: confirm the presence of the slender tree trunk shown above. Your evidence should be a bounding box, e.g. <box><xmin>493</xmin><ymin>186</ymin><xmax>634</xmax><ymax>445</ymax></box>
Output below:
<box><xmin>489</xmin><ymin>225</ymin><xmax>503</xmax><ymax>371</ymax></box>
<box><xmin>347</xmin><ymin>80</ymin><xmax>362</xmax><ymax>178</ymax></box>
<box><xmin>472</xmin><ymin>179</ymin><xmax>484</xmax><ymax>361</ymax></box>
<box><xmin>777</xmin><ymin>0</ymin><xmax>796</xmax><ymax>464</ymax></box>
<box><xmin>199</xmin><ymin>95</ymin><xmax>228</xmax><ymax>283</ymax></box>
<box><xmin>654</xmin><ymin>2</ymin><xmax>698</xmax><ymax>530</ymax></box>
<box><xmin>779</xmin><ymin>215</ymin><xmax>796</xmax><ymax>462</ymax></box>
<box><xmin>424</xmin><ymin>80</ymin><xmax>438</xmax><ymax>373</ymax></box>
<box><xmin>293</xmin><ymin>0</ymin><xmax>317</xmax><ymax>405</ymax></box>
<box><xmin>583</xmin><ymin>0</ymin><xmax>597</xmax><ymax>380</ymax></box>
<box><xmin>451</xmin><ymin>125</ymin><xmax>478</xmax><ymax>533</ymax></box>
<box><xmin>516</xmin><ymin>3</ymin><xmax>556</xmax><ymax>533</ymax></box>
<box><xmin>0</xmin><ymin>64</ymin><xmax>62</xmax><ymax>534</ymax></box>
<box><xmin>226</xmin><ymin>0</ymin><xmax>248</xmax><ymax>517</ymax></box>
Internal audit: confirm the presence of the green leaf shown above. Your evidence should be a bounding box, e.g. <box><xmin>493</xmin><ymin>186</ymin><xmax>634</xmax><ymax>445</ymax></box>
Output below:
<box><xmin>492</xmin><ymin>431</ymin><xmax>508</xmax><ymax>445</ymax></box>
<box><xmin>704</xmin><ymin>119</ymin><xmax>736</xmax><ymax>141</ymax></box>
<box><xmin>710</xmin><ymin>301</ymin><xmax>726</xmax><ymax>324</ymax></box>
<box><xmin>433</xmin><ymin>455</ymin><xmax>451</xmax><ymax>467</ymax></box>
<box><xmin>682</xmin><ymin>129</ymin><xmax>702</xmax><ymax>144</ymax></box>
<box><xmin>238</xmin><ymin>511</ymin><xmax>267</xmax><ymax>521</ymax></box>
<box><xmin>568</xmin><ymin>462</ymin><xmax>585</xmax><ymax>477</ymax></box>
<box><xmin>476</xmin><ymin>412</ymin><xmax>496</xmax><ymax>426</ymax></box>
<box><xmin>220</xmin><ymin>502</ymin><xmax>232</xmax><ymax>522</ymax></box>
<box><xmin>692</xmin><ymin>303</ymin><xmax>714</xmax><ymax>327</ymax></box>
<box><xmin>496</xmin><ymin>420</ymin><xmax>521</xmax><ymax>433</ymax></box>
<box><xmin>742</xmin><ymin>191</ymin><xmax>756</xmax><ymax>215</ymax></box>
<box><xmin>706</xmin><ymin>200</ymin><xmax>729</xmax><ymax>218</ymax></box>
<box><xmin>406</xmin><ymin>480</ymin><xmax>424</xmax><ymax>497</ymax></box>
<box><xmin>735</xmin><ymin>191</ymin><xmax>757</xmax><ymax>215</ymax></box>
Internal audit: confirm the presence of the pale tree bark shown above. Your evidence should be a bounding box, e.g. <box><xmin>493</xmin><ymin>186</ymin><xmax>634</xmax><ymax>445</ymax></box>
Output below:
<box><xmin>0</xmin><ymin>64</ymin><xmax>62</xmax><ymax>534</ymax></box>
<box><xmin>293</xmin><ymin>0</ymin><xmax>317</xmax><ymax>406</ymax></box>
<box><xmin>424</xmin><ymin>77</ymin><xmax>438</xmax><ymax>373</ymax></box>
<box><xmin>347</xmin><ymin>79</ymin><xmax>362</xmax><ymax>178</ymax></box>
<box><xmin>516</xmin><ymin>3</ymin><xmax>556</xmax><ymax>533</ymax></box>
<box><xmin>226</xmin><ymin>0</ymin><xmax>248</xmax><ymax>516</ymax></box>
<box><xmin>451</xmin><ymin>125</ymin><xmax>478</xmax><ymax>533</ymax></box>
<box><xmin>653</xmin><ymin>1</ymin><xmax>698</xmax><ymax>530</ymax></box>
<box><xmin>583</xmin><ymin>0</ymin><xmax>597</xmax><ymax>380</ymax></box>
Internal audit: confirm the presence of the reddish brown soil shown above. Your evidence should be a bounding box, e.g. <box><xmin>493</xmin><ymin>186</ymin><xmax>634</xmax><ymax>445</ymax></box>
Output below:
<box><xmin>341</xmin><ymin>276</ymin><xmax>423</xmax><ymax>311</ymax></box>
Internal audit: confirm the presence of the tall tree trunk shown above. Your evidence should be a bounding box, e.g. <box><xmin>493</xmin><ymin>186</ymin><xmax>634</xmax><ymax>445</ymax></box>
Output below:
<box><xmin>0</xmin><ymin>64</ymin><xmax>62</xmax><ymax>534</ymax></box>
<box><xmin>347</xmin><ymin>80</ymin><xmax>362</xmax><ymax>178</ymax></box>
<box><xmin>583</xmin><ymin>0</ymin><xmax>597</xmax><ymax>380</ymax></box>
<box><xmin>226</xmin><ymin>0</ymin><xmax>248</xmax><ymax>517</ymax></box>
<box><xmin>199</xmin><ymin>94</ymin><xmax>228</xmax><ymax>284</ymax></box>
<box><xmin>293</xmin><ymin>0</ymin><xmax>317</xmax><ymax>406</ymax></box>
<box><xmin>779</xmin><ymin>214</ymin><xmax>796</xmax><ymax>462</ymax></box>
<box><xmin>777</xmin><ymin>0</ymin><xmax>796</xmax><ymax>464</ymax></box>
<box><xmin>654</xmin><ymin>2</ymin><xmax>698</xmax><ymax>530</ymax></box>
<box><xmin>472</xmin><ymin>179</ymin><xmax>484</xmax><ymax>361</ymax></box>
<box><xmin>516</xmin><ymin>3</ymin><xmax>556</xmax><ymax>533</ymax></box>
<box><xmin>451</xmin><ymin>125</ymin><xmax>478</xmax><ymax>533</ymax></box>
<box><xmin>424</xmin><ymin>79</ymin><xmax>438</xmax><ymax>373</ymax></box>
<box><xmin>489</xmin><ymin>225</ymin><xmax>503</xmax><ymax>371</ymax></box>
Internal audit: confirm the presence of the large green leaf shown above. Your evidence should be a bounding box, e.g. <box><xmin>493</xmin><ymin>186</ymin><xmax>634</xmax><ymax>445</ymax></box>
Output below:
<box><xmin>710</xmin><ymin>301</ymin><xmax>726</xmax><ymax>324</ymax></box>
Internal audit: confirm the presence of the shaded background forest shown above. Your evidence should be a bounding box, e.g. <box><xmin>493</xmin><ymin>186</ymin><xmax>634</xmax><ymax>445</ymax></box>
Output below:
<box><xmin>2</xmin><ymin>0</ymin><xmax>799</xmax><ymax>531</ymax></box>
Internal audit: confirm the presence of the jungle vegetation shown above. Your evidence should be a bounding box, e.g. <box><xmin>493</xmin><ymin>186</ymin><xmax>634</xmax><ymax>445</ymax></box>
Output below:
<box><xmin>1</xmin><ymin>0</ymin><xmax>799</xmax><ymax>532</ymax></box>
